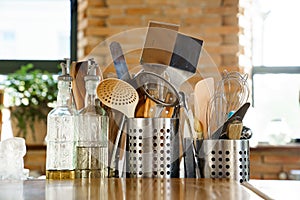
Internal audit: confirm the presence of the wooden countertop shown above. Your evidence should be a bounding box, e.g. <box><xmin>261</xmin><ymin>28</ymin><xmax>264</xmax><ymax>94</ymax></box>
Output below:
<box><xmin>0</xmin><ymin>178</ymin><xmax>298</xmax><ymax>199</ymax></box>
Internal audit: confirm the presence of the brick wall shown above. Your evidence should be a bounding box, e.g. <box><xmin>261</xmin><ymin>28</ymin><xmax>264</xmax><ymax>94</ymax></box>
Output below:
<box><xmin>77</xmin><ymin>0</ymin><xmax>252</xmax><ymax>79</ymax></box>
<box><xmin>250</xmin><ymin>146</ymin><xmax>300</xmax><ymax>180</ymax></box>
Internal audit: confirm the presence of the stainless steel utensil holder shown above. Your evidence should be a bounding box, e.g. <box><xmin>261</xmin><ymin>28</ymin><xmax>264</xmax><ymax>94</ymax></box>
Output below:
<box><xmin>127</xmin><ymin>118</ymin><xmax>180</xmax><ymax>178</ymax></box>
<box><xmin>198</xmin><ymin>139</ymin><xmax>250</xmax><ymax>183</ymax></box>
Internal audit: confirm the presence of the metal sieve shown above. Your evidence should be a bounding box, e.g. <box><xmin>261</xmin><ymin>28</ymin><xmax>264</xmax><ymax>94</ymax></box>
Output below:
<box><xmin>130</xmin><ymin>71</ymin><xmax>180</xmax><ymax>107</ymax></box>
<box><xmin>126</xmin><ymin>118</ymin><xmax>180</xmax><ymax>178</ymax></box>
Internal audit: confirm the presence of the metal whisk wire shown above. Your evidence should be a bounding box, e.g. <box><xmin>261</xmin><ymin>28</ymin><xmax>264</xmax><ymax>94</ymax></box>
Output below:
<box><xmin>207</xmin><ymin>70</ymin><xmax>249</xmax><ymax>138</ymax></box>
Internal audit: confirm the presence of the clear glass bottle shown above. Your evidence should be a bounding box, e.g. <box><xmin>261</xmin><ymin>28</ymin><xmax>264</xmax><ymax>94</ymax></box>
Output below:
<box><xmin>76</xmin><ymin>58</ymin><xmax>109</xmax><ymax>178</ymax></box>
<box><xmin>46</xmin><ymin>58</ymin><xmax>77</xmax><ymax>180</ymax></box>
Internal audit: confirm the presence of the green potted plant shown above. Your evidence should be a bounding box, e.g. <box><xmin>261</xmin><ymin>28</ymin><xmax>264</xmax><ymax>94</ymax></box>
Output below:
<box><xmin>4</xmin><ymin>64</ymin><xmax>58</xmax><ymax>144</ymax></box>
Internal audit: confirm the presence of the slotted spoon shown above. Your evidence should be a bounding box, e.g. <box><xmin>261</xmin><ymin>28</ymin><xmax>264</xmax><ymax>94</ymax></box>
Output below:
<box><xmin>97</xmin><ymin>78</ymin><xmax>139</xmax><ymax>177</ymax></box>
<box><xmin>96</xmin><ymin>78</ymin><xmax>139</xmax><ymax>118</ymax></box>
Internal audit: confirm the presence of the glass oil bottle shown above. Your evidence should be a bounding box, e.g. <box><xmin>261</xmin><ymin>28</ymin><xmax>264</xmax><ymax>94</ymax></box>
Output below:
<box><xmin>46</xmin><ymin>58</ymin><xmax>77</xmax><ymax>179</ymax></box>
<box><xmin>76</xmin><ymin>58</ymin><xmax>109</xmax><ymax>178</ymax></box>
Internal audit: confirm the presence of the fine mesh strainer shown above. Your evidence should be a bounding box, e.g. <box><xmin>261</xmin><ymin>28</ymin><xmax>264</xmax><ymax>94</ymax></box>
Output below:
<box><xmin>96</xmin><ymin>78</ymin><xmax>139</xmax><ymax>118</ymax></box>
<box><xmin>198</xmin><ymin>139</ymin><xmax>250</xmax><ymax>183</ymax></box>
<box><xmin>127</xmin><ymin>118</ymin><xmax>180</xmax><ymax>178</ymax></box>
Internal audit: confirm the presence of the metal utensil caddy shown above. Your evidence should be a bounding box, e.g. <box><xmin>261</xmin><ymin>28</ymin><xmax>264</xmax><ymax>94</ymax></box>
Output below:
<box><xmin>127</xmin><ymin>118</ymin><xmax>180</xmax><ymax>178</ymax></box>
<box><xmin>197</xmin><ymin>139</ymin><xmax>250</xmax><ymax>183</ymax></box>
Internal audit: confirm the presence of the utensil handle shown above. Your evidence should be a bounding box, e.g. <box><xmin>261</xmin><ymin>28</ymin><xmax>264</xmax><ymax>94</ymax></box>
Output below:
<box><xmin>179</xmin><ymin>92</ymin><xmax>200</xmax><ymax>178</ymax></box>
<box><xmin>109</xmin><ymin>115</ymin><xmax>126</xmax><ymax>177</ymax></box>
<box><xmin>110</xmin><ymin>41</ymin><xmax>131</xmax><ymax>82</ymax></box>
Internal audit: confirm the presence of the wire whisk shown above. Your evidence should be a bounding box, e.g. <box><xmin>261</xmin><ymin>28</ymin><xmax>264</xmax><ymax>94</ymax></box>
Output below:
<box><xmin>207</xmin><ymin>70</ymin><xmax>249</xmax><ymax>137</ymax></box>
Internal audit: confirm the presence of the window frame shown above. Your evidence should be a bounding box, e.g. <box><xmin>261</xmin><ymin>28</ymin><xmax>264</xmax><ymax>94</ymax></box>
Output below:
<box><xmin>251</xmin><ymin>66</ymin><xmax>300</xmax><ymax>106</ymax></box>
<box><xmin>0</xmin><ymin>0</ymin><xmax>77</xmax><ymax>74</ymax></box>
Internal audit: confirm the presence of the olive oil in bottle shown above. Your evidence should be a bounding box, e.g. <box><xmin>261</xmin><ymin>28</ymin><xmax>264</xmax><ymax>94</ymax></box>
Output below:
<box><xmin>76</xmin><ymin>58</ymin><xmax>109</xmax><ymax>178</ymax></box>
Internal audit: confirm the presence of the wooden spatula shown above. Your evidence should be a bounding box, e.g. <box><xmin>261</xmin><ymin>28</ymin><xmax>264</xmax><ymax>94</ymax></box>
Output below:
<box><xmin>194</xmin><ymin>78</ymin><xmax>214</xmax><ymax>139</ymax></box>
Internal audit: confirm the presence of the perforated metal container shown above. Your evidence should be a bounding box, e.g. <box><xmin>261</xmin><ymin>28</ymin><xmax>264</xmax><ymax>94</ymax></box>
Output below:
<box><xmin>127</xmin><ymin>118</ymin><xmax>180</xmax><ymax>178</ymax></box>
<box><xmin>198</xmin><ymin>140</ymin><xmax>250</xmax><ymax>183</ymax></box>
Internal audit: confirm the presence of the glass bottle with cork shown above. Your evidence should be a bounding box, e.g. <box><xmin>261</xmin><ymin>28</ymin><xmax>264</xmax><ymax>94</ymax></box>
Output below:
<box><xmin>45</xmin><ymin>58</ymin><xmax>77</xmax><ymax>179</ymax></box>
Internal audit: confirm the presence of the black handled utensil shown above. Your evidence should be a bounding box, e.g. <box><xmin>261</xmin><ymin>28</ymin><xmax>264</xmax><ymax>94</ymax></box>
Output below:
<box><xmin>211</xmin><ymin>102</ymin><xmax>251</xmax><ymax>139</ymax></box>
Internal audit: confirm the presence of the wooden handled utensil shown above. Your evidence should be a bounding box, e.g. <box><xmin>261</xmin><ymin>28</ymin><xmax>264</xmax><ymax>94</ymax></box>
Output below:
<box><xmin>211</xmin><ymin>102</ymin><xmax>250</xmax><ymax>139</ymax></box>
<box><xmin>130</xmin><ymin>71</ymin><xmax>180</xmax><ymax>118</ymax></box>
<box><xmin>227</xmin><ymin>120</ymin><xmax>243</xmax><ymax>140</ymax></box>
<box><xmin>194</xmin><ymin>77</ymin><xmax>214</xmax><ymax>139</ymax></box>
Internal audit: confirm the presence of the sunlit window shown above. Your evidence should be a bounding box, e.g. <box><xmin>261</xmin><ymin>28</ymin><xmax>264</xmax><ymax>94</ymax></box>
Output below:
<box><xmin>251</xmin><ymin>0</ymin><xmax>300</xmax><ymax>143</ymax></box>
<box><xmin>0</xmin><ymin>0</ymin><xmax>70</xmax><ymax>60</ymax></box>
<box><xmin>0</xmin><ymin>0</ymin><xmax>72</xmax><ymax>140</ymax></box>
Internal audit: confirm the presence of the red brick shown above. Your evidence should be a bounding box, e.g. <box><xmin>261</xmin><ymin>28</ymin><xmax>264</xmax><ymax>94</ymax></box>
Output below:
<box><xmin>87</xmin><ymin>0</ymin><xmax>105</xmax><ymax>7</ymax></box>
<box><xmin>283</xmin><ymin>165</ymin><xmax>300</xmax><ymax>172</ymax></box>
<box><xmin>202</xmin><ymin>35</ymin><xmax>223</xmax><ymax>44</ymax></box>
<box><xmin>203</xmin><ymin>26</ymin><xmax>240</xmax><ymax>34</ymax></box>
<box><xmin>164</xmin><ymin>7</ymin><xmax>203</xmax><ymax>16</ymax></box>
<box><xmin>107</xmin><ymin>17</ymin><xmax>142</xmax><ymax>26</ymax></box>
<box><xmin>250</xmin><ymin>163</ymin><xmax>282</xmax><ymax>174</ymax></box>
<box><xmin>184</xmin><ymin>16</ymin><xmax>222</xmax><ymax>26</ymax></box>
<box><xmin>86</xmin><ymin>27</ymin><xmax>125</xmax><ymax>36</ymax></box>
<box><xmin>87</xmin><ymin>18</ymin><xmax>106</xmax><ymax>27</ymax></box>
<box><xmin>223</xmin><ymin>55</ymin><xmax>238</xmax><ymax>66</ymax></box>
<box><xmin>145</xmin><ymin>0</ymin><xmax>180</xmax><ymax>6</ymax></box>
<box><xmin>249</xmin><ymin>172</ymin><xmax>262</xmax><ymax>180</ymax></box>
<box><xmin>107</xmin><ymin>0</ymin><xmax>143</xmax><ymax>6</ymax></box>
<box><xmin>262</xmin><ymin>173</ymin><xmax>280</xmax><ymax>180</ymax></box>
<box><xmin>185</xmin><ymin>0</ymin><xmax>222</xmax><ymax>6</ymax></box>
<box><xmin>126</xmin><ymin>7</ymin><xmax>161</xmax><ymax>15</ymax></box>
<box><xmin>203</xmin><ymin>6</ymin><xmax>238</xmax><ymax>15</ymax></box>
<box><xmin>264</xmin><ymin>155</ymin><xmax>300</xmax><ymax>164</ymax></box>
<box><xmin>87</xmin><ymin>7</ymin><xmax>124</xmax><ymax>17</ymax></box>
<box><xmin>223</xmin><ymin>15</ymin><xmax>238</xmax><ymax>25</ymax></box>
<box><xmin>205</xmin><ymin>44</ymin><xmax>239</xmax><ymax>54</ymax></box>
<box><xmin>223</xmin><ymin>0</ymin><xmax>239</xmax><ymax>6</ymax></box>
